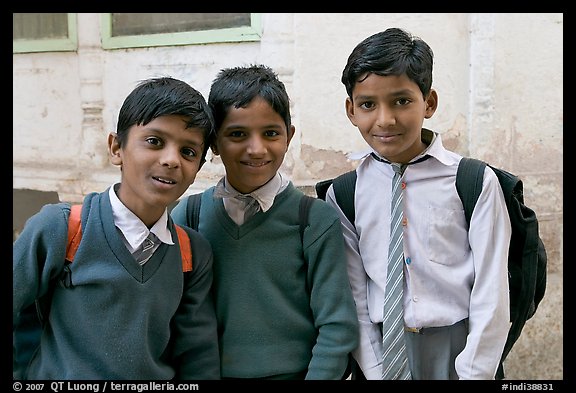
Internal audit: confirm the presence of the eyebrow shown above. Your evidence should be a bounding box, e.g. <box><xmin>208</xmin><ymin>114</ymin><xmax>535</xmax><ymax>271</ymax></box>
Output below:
<box><xmin>144</xmin><ymin>127</ymin><xmax>205</xmax><ymax>146</ymax></box>
<box><xmin>223</xmin><ymin>122</ymin><xmax>285</xmax><ymax>130</ymax></box>
<box><xmin>354</xmin><ymin>89</ymin><xmax>418</xmax><ymax>101</ymax></box>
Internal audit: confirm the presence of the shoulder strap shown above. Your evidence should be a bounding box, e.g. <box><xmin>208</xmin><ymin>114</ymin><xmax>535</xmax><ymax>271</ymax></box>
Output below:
<box><xmin>65</xmin><ymin>203</ymin><xmax>192</xmax><ymax>272</ymax></box>
<box><xmin>332</xmin><ymin>170</ymin><xmax>357</xmax><ymax>225</ymax></box>
<box><xmin>66</xmin><ymin>204</ymin><xmax>83</xmax><ymax>263</ymax></box>
<box><xmin>299</xmin><ymin>195</ymin><xmax>315</xmax><ymax>243</ymax></box>
<box><xmin>175</xmin><ymin>225</ymin><xmax>193</xmax><ymax>272</ymax></box>
<box><xmin>455</xmin><ymin>157</ymin><xmax>486</xmax><ymax>225</ymax></box>
<box><xmin>37</xmin><ymin>204</ymin><xmax>81</xmax><ymax>324</ymax></box>
<box><xmin>314</xmin><ymin>179</ymin><xmax>333</xmax><ymax>201</ymax></box>
<box><xmin>186</xmin><ymin>193</ymin><xmax>203</xmax><ymax>230</ymax></box>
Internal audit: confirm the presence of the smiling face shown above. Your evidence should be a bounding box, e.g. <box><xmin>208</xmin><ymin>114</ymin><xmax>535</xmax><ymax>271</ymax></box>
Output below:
<box><xmin>345</xmin><ymin>73</ymin><xmax>437</xmax><ymax>164</ymax></box>
<box><xmin>109</xmin><ymin>114</ymin><xmax>206</xmax><ymax>227</ymax></box>
<box><xmin>211</xmin><ymin>96</ymin><xmax>295</xmax><ymax>194</ymax></box>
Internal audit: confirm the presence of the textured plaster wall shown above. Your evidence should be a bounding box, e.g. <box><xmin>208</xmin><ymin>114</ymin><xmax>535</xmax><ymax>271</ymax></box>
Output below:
<box><xmin>13</xmin><ymin>13</ymin><xmax>563</xmax><ymax>380</ymax></box>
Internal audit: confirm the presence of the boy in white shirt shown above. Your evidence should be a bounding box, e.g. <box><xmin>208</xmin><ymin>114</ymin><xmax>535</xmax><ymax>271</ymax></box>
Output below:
<box><xmin>326</xmin><ymin>27</ymin><xmax>511</xmax><ymax>380</ymax></box>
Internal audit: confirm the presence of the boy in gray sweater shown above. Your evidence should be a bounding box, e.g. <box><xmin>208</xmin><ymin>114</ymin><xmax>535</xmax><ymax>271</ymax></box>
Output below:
<box><xmin>13</xmin><ymin>77</ymin><xmax>220</xmax><ymax>380</ymax></box>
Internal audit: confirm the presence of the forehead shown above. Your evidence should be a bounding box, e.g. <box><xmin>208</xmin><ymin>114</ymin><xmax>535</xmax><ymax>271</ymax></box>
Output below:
<box><xmin>353</xmin><ymin>73</ymin><xmax>421</xmax><ymax>97</ymax></box>
<box><xmin>223</xmin><ymin>97</ymin><xmax>284</xmax><ymax>124</ymax></box>
<box><xmin>129</xmin><ymin>115</ymin><xmax>206</xmax><ymax>141</ymax></box>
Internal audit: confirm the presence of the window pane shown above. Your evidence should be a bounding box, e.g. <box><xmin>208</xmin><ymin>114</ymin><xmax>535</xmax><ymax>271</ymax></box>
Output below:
<box><xmin>13</xmin><ymin>13</ymin><xmax>68</xmax><ymax>40</ymax></box>
<box><xmin>111</xmin><ymin>13</ymin><xmax>251</xmax><ymax>37</ymax></box>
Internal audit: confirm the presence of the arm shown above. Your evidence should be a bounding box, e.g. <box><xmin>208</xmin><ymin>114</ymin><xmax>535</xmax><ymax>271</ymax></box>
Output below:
<box><xmin>170</xmin><ymin>229</ymin><xmax>220</xmax><ymax>380</ymax></box>
<box><xmin>325</xmin><ymin>185</ymin><xmax>384</xmax><ymax>380</ymax></box>
<box><xmin>455</xmin><ymin>167</ymin><xmax>511</xmax><ymax>379</ymax></box>
<box><xmin>13</xmin><ymin>203</ymin><xmax>70</xmax><ymax>379</ymax></box>
<box><xmin>303</xmin><ymin>200</ymin><xmax>359</xmax><ymax>380</ymax></box>
<box><xmin>13</xmin><ymin>203</ymin><xmax>71</xmax><ymax>321</ymax></box>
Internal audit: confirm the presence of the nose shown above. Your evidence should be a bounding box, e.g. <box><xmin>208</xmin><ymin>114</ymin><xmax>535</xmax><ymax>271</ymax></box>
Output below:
<box><xmin>376</xmin><ymin>105</ymin><xmax>396</xmax><ymax>128</ymax></box>
<box><xmin>160</xmin><ymin>146</ymin><xmax>181</xmax><ymax>168</ymax></box>
<box><xmin>246</xmin><ymin>135</ymin><xmax>266</xmax><ymax>156</ymax></box>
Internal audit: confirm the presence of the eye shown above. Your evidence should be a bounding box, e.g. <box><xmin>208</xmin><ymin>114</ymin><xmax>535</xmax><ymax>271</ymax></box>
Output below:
<box><xmin>181</xmin><ymin>147</ymin><xmax>197</xmax><ymax>158</ymax></box>
<box><xmin>359</xmin><ymin>101</ymin><xmax>375</xmax><ymax>110</ymax></box>
<box><xmin>146</xmin><ymin>136</ymin><xmax>162</xmax><ymax>147</ymax></box>
<box><xmin>228</xmin><ymin>130</ymin><xmax>246</xmax><ymax>138</ymax></box>
<box><xmin>395</xmin><ymin>98</ymin><xmax>411</xmax><ymax>106</ymax></box>
<box><xmin>264</xmin><ymin>129</ymin><xmax>280</xmax><ymax>138</ymax></box>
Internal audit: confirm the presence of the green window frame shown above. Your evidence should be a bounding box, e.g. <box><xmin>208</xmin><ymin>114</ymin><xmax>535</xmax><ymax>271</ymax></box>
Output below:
<box><xmin>13</xmin><ymin>13</ymin><xmax>78</xmax><ymax>54</ymax></box>
<box><xmin>101</xmin><ymin>13</ymin><xmax>262</xmax><ymax>50</ymax></box>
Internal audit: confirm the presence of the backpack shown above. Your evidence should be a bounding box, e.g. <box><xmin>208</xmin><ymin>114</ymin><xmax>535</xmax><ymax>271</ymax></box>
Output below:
<box><xmin>65</xmin><ymin>204</ymin><xmax>192</xmax><ymax>269</ymax></box>
<box><xmin>13</xmin><ymin>203</ymin><xmax>193</xmax><ymax>377</ymax></box>
<box><xmin>314</xmin><ymin>157</ymin><xmax>547</xmax><ymax>380</ymax></box>
<box><xmin>37</xmin><ymin>204</ymin><xmax>193</xmax><ymax>321</ymax></box>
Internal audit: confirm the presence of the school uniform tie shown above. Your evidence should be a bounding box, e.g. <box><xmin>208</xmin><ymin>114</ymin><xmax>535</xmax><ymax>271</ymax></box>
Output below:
<box><xmin>133</xmin><ymin>232</ymin><xmax>158</xmax><ymax>265</ymax></box>
<box><xmin>235</xmin><ymin>194</ymin><xmax>261</xmax><ymax>222</ymax></box>
<box><xmin>382</xmin><ymin>163</ymin><xmax>412</xmax><ymax>380</ymax></box>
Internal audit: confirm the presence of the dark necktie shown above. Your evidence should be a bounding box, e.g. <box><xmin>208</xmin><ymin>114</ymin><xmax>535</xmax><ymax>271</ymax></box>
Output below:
<box><xmin>133</xmin><ymin>232</ymin><xmax>158</xmax><ymax>265</ymax></box>
<box><xmin>235</xmin><ymin>194</ymin><xmax>261</xmax><ymax>222</ymax></box>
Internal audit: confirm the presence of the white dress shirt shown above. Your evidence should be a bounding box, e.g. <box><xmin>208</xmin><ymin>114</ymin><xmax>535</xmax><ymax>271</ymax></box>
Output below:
<box><xmin>325</xmin><ymin>130</ymin><xmax>511</xmax><ymax>380</ymax></box>
<box><xmin>109</xmin><ymin>184</ymin><xmax>174</xmax><ymax>256</ymax></box>
<box><xmin>213</xmin><ymin>173</ymin><xmax>289</xmax><ymax>225</ymax></box>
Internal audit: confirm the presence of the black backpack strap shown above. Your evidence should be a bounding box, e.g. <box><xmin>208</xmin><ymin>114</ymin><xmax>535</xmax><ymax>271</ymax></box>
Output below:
<box><xmin>332</xmin><ymin>170</ymin><xmax>357</xmax><ymax>225</ymax></box>
<box><xmin>455</xmin><ymin>157</ymin><xmax>486</xmax><ymax>225</ymax></box>
<box><xmin>186</xmin><ymin>193</ymin><xmax>203</xmax><ymax>231</ymax></box>
<box><xmin>299</xmin><ymin>195</ymin><xmax>315</xmax><ymax>243</ymax></box>
<box><xmin>315</xmin><ymin>179</ymin><xmax>333</xmax><ymax>201</ymax></box>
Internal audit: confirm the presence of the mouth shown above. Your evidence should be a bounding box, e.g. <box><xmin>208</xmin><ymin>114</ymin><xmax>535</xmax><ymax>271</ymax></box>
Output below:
<box><xmin>373</xmin><ymin>132</ymin><xmax>401</xmax><ymax>142</ymax></box>
<box><xmin>153</xmin><ymin>176</ymin><xmax>177</xmax><ymax>185</ymax></box>
<box><xmin>241</xmin><ymin>161</ymin><xmax>270</xmax><ymax>167</ymax></box>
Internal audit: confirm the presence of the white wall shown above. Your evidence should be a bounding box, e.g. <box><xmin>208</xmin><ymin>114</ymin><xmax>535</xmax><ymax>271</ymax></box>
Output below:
<box><xmin>13</xmin><ymin>13</ymin><xmax>563</xmax><ymax>197</ymax></box>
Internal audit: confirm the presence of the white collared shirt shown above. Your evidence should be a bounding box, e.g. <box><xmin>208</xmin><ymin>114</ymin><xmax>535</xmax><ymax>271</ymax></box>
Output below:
<box><xmin>215</xmin><ymin>173</ymin><xmax>289</xmax><ymax>225</ymax></box>
<box><xmin>325</xmin><ymin>130</ymin><xmax>511</xmax><ymax>380</ymax></box>
<box><xmin>108</xmin><ymin>184</ymin><xmax>174</xmax><ymax>255</ymax></box>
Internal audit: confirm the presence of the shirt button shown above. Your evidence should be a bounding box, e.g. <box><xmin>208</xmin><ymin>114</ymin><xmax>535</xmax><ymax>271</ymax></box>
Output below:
<box><xmin>402</xmin><ymin>217</ymin><xmax>408</xmax><ymax>226</ymax></box>
<box><xmin>401</xmin><ymin>182</ymin><xmax>406</xmax><ymax>190</ymax></box>
<box><xmin>405</xmin><ymin>257</ymin><xmax>412</xmax><ymax>265</ymax></box>
<box><xmin>413</xmin><ymin>296</ymin><xmax>419</xmax><ymax>302</ymax></box>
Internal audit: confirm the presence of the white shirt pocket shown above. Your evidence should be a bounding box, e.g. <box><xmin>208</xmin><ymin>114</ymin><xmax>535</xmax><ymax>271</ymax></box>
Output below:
<box><xmin>426</xmin><ymin>205</ymin><xmax>468</xmax><ymax>265</ymax></box>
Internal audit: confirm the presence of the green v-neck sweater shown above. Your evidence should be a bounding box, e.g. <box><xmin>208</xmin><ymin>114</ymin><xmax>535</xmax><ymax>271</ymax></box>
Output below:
<box><xmin>13</xmin><ymin>189</ymin><xmax>220</xmax><ymax>379</ymax></box>
<box><xmin>171</xmin><ymin>182</ymin><xmax>359</xmax><ymax>379</ymax></box>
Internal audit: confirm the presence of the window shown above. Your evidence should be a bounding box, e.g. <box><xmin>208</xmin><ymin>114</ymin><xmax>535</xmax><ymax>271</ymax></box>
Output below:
<box><xmin>13</xmin><ymin>13</ymin><xmax>78</xmax><ymax>53</ymax></box>
<box><xmin>101</xmin><ymin>13</ymin><xmax>261</xmax><ymax>50</ymax></box>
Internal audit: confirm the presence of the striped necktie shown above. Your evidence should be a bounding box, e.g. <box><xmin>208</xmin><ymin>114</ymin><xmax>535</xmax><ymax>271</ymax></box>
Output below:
<box><xmin>133</xmin><ymin>232</ymin><xmax>158</xmax><ymax>265</ymax></box>
<box><xmin>382</xmin><ymin>163</ymin><xmax>412</xmax><ymax>380</ymax></box>
<box><xmin>235</xmin><ymin>194</ymin><xmax>261</xmax><ymax>222</ymax></box>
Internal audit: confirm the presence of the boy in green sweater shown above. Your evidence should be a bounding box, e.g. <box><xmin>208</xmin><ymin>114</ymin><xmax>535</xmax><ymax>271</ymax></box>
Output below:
<box><xmin>171</xmin><ymin>64</ymin><xmax>359</xmax><ymax>379</ymax></box>
<box><xmin>13</xmin><ymin>76</ymin><xmax>220</xmax><ymax>379</ymax></box>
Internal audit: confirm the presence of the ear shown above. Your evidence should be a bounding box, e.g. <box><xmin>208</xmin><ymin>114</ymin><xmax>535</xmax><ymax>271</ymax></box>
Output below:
<box><xmin>424</xmin><ymin>89</ymin><xmax>438</xmax><ymax>119</ymax></box>
<box><xmin>108</xmin><ymin>132</ymin><xmax>122</xmax><ymax>166</ymax></box>
<box><xmin>345</xmin><ymin>97</ymin><xmax>357</xmax><ymax>126</ymax></box>
<box><xmin>286</xmin><ymin>125</ymin><xmax>296</xmax><ymax>149</ymax></box>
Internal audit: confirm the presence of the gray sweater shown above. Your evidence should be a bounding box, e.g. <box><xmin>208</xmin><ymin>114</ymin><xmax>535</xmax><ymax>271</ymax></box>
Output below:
<box><xmin>171</xmin><ymin>183</ymin><xmax>359</xmax><ymax>379</ymax></box>
<box><xmin>13</xmin><ymin>189</ymin><xmax>220</xmax><ymax>380</ymax></box>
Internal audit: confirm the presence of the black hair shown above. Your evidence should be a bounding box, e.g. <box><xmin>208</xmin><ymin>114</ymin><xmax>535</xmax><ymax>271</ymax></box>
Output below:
<box><xmin>341</xmin><ymin>28</ymin><xmax>434</xmax><ymax>100</ymax></box>
<box><xmin>208</xmin><ymin>64</ymin><xmax>291</xmax><ymax>133</ymax></box>
<box><xmin>116</xmin><ymin>76</ymin><xmax>215</xmax><ymax>163</ymax></box>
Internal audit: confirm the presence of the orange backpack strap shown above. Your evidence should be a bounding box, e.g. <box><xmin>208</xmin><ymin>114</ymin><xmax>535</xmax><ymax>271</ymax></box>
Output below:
<box><xmin>66</xmin><ymin>204</ymin><xmax>192</xmax><ymax>271</ymax></box>
<box><xmin>175</xmin><ymin>225</ymin><xmax>193</xmax><ymax>272</ymax></box>
<box><xmin>66</xmin><ymin>204</ymin><xmax>83</xmax><ymax>263</ymax></box>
